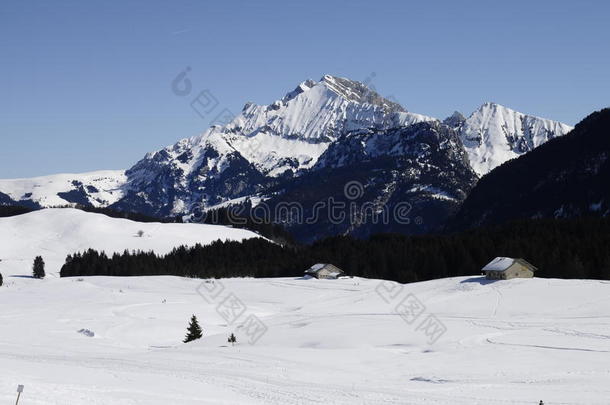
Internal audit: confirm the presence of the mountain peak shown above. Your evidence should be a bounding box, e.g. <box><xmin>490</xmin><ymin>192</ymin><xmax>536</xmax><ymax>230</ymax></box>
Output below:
<box><xmin>318</xmin><ymin>74</ymin><xmax>406</xmax><ymax>113</ymax></box>
<box><xmin>443</xmin><ymin>111</ymin><xmax>466</xmax><ymax>129</ymax></box>
<box><xmin>475</xmin><ymin>101</ymin><xmax>513</xmax><ymax>114</ymax></box>
<box><xmin>460</xmin><ymin>102</ymin><xmax>574</xmax><ymax>176</ymax></box>
<box><xmin>279</xmin><ymin>75</ymin><xmax>405</xmax><ymax>114</ymax></box>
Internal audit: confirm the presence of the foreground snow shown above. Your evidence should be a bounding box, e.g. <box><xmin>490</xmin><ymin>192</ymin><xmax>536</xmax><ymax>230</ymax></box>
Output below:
<box><xmin>0</xmin><ymin>274</ymin><xmax>609</xmax><ymax>404</ymax></box>
<box><xmin>0</xmin><ymin>208</ymin><xmax>261</xmax><ymax>277</ymax></box>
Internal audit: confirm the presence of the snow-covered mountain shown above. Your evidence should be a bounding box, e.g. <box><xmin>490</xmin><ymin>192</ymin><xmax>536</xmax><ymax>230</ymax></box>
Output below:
<box><xmin>266</xmin><ymin>121</ymin><xmax>478</xmax><ymax>241</ymax></box>
<box><xmin>225</xmin><ymin>75</ymin><xmax>436</xmax><ymax>175</ymax></box>
<box><xmin>457</xmin><ymin>102</ymin><xmax>573</xmax><ymax>176</ymax></box>
<box><xmin>0</xmin><ymin>75</ymin><xmax>574</xmax><ymax>239</ymax></box>
<box><xmin>451</xmin><ymin>108</ymin><xmax>610</xmax><ymax>230</ymax></box>
<box><xmin>112</xmin><ymin>75</ymin><xmax>437</xmax><ymax>217</ymax></box>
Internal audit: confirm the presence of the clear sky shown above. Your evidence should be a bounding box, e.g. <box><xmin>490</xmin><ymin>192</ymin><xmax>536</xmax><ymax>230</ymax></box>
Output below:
<box><xmin>1</xmin><ymin>0</ymin><xmax>609</xmax><ymax>178</ymax></box>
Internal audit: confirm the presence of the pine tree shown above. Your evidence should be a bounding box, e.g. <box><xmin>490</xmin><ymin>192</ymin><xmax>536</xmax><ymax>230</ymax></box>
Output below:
<box><xmin>0</xmin><ymin>272</ymin><xmax>3</xmax><ymax>287</ymax></box>
<box><xmin>183</xmin><ymin>315</ymin><xmax>203</xmax><ymax>343</ymax></box>
<box><xmin>33</xmin><ymin>256</ymin><xmax>45</xmax><ymax>279</ymax></box>
<box><xmin>228</xmin><ymin>333</ymin><xmax>237</xmax><ymax>346</ymax></box>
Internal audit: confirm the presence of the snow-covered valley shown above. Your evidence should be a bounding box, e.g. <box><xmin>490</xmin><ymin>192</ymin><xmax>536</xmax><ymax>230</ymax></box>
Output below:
<box><xmin>1</xmin><ymin>274</ymin><xmax>609</xmax><ymax>404</ymax></box>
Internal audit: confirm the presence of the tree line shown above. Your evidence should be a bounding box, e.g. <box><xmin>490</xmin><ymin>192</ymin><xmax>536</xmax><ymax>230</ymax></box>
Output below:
<box><xmin>60</xmin><ymin>216</ymin><xmax>610</xmax><ymax>282</ymax></box>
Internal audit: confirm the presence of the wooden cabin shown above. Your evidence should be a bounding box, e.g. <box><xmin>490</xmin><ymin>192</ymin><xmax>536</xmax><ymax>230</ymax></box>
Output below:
<box><xmin>304</xmin><ymin>263</ymin><xmax>345</xmax><ymax>279</ymax></box>
<box><xmin>482</xmin><ymin>257</ymin><xmax>537</xmax><ymax>280</ymax></box>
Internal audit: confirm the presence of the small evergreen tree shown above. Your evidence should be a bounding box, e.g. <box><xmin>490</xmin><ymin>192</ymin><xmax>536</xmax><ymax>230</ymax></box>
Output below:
<box><xmin>228</xmin><ymin>333</ymin><xmax>237</xmax><ymax>346</ymax></box>
<box><xmin>183</xmin><ymin>315</ymin><xmax>203</xmax><ymax>343</ymax></box>
<box><xmin>33</xmin><ymin>256</ymin><xmax>45</xmax><ymax>279</ymax></box>
<box><xmin>0</xmin><ymin>272</ymin><xmax>3</xmax><ymax>287</ymax></box>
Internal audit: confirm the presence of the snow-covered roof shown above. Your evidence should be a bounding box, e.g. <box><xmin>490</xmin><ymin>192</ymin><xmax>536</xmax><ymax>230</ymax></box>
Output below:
<box><xmin>482</xmin><ymin>257</ymin><xmax>515</xmax><ymax>271</ymax></box>
<box><xmin>305</xmin><ymin>263</ymin><xmax>344</xmax><ymax>275</ymax></box>
<box><xmin>482</xmin><ymin>257</ymin><xmax>538</xmax><ymax>272</ymax></box>
<box><xmin>307</xmin><ymin>263</ymin><xmax>326</xmax><ymax>272</ymax></box>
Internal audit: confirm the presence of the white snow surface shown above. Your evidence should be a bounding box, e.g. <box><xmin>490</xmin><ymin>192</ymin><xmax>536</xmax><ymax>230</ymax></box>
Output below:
<box><xmin>0</xmin><ymin>208</ymin><xmax>261</xmax><ymax>276</ymax></box>
<box><xmin>0</xmin><ymin>273</ymin><xmax>609</xmax><ymax>404</ymax></box>
<box><xmin>0</xmin><ymin>170</ymin><xmax>127</xmax><ymax>207</ymax></box>
<box><xmin>459</xmin><ymin>103</ymin><xmax>574</xmax><ymax>176</ymax></box>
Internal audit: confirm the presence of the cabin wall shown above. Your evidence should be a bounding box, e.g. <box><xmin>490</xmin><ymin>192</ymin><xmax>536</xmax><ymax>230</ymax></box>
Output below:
<box><xmin>485</xmin><ymin>270</ymin><xmax>505</xmax><ymax>280</ymax></box>
<box><xmin>317</xmin><ymin>269</ymin><xmax>333</xmax><ymax>279</ymax></box>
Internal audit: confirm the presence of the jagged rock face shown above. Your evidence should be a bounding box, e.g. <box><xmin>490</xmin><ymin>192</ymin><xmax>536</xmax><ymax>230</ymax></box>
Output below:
<box><xmin>450</xmin><ymin>109</ymin><xmax>610</xmax><ymax>230</ymax></box>
<box><xmin>219</xmin><ymin>75</ymin><xmax>435</xmax><ymax>175</ymax></box>
<box><xmin>443</xmin><ymin>111</ymin><xmax>466</xmax><ymax>130</ymax></box>
<box><xmin>459</xmin><ymin>102</ymin><xmax>573</xmax><ymax>176</ymax></box>
<box><xmin>112</xmin><ymin>133</ymin><xmax>268</xmax><ymax>217</ymax></box>
<box><xmin>263</xmin><ymin>122</ymin><xmax>478</xmax><ymax>242</ymax></box>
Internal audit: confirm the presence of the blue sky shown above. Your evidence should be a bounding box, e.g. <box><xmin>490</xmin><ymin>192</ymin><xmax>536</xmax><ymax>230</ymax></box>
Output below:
<box><xmin>1</xmin><ymin>0</ymin><xmax>609</xmax><ymax>178</ymax></box>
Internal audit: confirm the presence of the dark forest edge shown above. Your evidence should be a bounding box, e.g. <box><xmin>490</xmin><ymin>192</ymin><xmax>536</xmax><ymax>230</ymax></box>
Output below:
<box><xmin>60</xmin><ymin>216</ymin><xmax>610</xmax><ymax>283</ymax></box>
<box><xmin>0</xmin><ymin>204</ymin><xmax>34</xmax><ymax>217</ymax></box>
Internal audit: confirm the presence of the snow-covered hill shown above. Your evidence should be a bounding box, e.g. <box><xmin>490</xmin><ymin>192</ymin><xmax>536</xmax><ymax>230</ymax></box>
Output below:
<box><xmin>0</xmin><ymin>208</ymin><xmax>260</xmax><ymax>277</ymax></box>
<box><xmin>0</xmin><ymin>170</ymin><xmax>127</xmax><ymax>208</ymax></box>
<box><xmin>458</xmin><ymin>102</ymin><xmax>573</xmax><ymax>176</ymax></box>
<box><xmin>0</xmin><ymin>274</ymin><xmax>608</xmax><ymax>404</ymax></box>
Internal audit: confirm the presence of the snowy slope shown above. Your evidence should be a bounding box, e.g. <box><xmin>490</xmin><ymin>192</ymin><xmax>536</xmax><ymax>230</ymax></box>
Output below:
<box><xmin>0</xmin><ymin>208</ymin><xmax>261</xmax><ymax>277</ymax></box>
<box><xmin>0</xmin><ymin>170</ymin><xmax>127</xmax><ymax>208</ymax></box>
<box><xmin>0</xmin><ymin>274</ymin><xmax>608</xmax><ymax>404</ymax></box>
<box><xmin>459</xmin><ymin>103</ymin><xmax>574</xmax><ymax>176</ymax></box>
<box><xmin>221</xmin><ymin>75</ymin><xmax>436</xmax><ymax>175</ymax></box>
